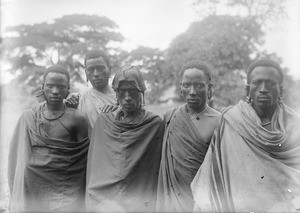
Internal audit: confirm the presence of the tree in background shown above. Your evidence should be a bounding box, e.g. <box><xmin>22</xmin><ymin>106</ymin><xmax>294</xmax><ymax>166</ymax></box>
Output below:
<box><xmin>166</xmin><ymin>15</ymin><xmax>263</xmax><ymax>107</ymax></box>
<box><xmin>193</xmin><ymin>0</ymin><xmax>288</xmax><ymax>29</ymax></box>
<box><xmin>163</xmin><ymin>0</ymin><xmax>295</xmax><ymax>108</ymax></box>
<box><xmin>119</xmin><ymin>46</ymin><xmax>173</xmax><ymax>103</ymax></box>
<box><xmin>2</xmin><ymin>14</ymin><xmax>124</xmax><ymax>95</ymax></box>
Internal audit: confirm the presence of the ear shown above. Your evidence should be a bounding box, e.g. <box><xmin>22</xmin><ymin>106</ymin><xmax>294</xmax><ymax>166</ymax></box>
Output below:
<box><xmin>279</xmin><ymin>85</ymin><xmax>283</xmax><ymax>98</ymax></box>
<box><xmin>207</xmin><ymin>83</ymin><xmax>212</xmax><ymax>100</ymax></box>
<box><xmin>41</xmin><ymin>83</ymin><xmax>44</xmax><ymax>89</ymax></box>
<box><xmin>245</xmin><ymin>84</ymin><xmax>250</xmax><ymax>97</ymax></box>
<box><xmin>64</xmin><ymin>90</ymin><xmax>70</xmax><ymax>99</ymax></box>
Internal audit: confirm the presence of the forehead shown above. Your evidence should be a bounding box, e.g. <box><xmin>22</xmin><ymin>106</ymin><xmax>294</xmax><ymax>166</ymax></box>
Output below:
<box><xmin>117</xmin><ymin>81</ymin><xmax>137</xmax><ymax>90</ymax></box>
<box><xmin>86</xmin><ymin>57</ymin><xmax>107</xmax><ymax>68</ymax></box>
<box><xmin>249</xmin><ymin>66</ymin><xmax>281</xmax><ymax>82</ymax></box>
<box><xmin>44</xmin><ymin>72</ymin><xmax>68</xmax><ymax>84</ymax></box>
<box><xmin>182</xmin><ymin>68</ymin><xmax>207</xmax><ymax>81</ymax></box>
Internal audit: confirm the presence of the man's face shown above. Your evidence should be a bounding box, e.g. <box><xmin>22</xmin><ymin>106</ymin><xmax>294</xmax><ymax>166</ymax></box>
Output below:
<box><xmin>181</xmin><ymin>68</ymin><xmax>210</xmax><ymax>111</ymax></box>
<box><xmin>248</xmin><ymin>66</ymin><xmax>282</xmax><ymax>111</ymax></box>
<box><xmin>43</xmin><ymin>72</ymin><xmax>69</xmax><ymax>106</ymax></box>
<box><xmin>85</xmin><ymin>57</ymin><xmax>110</xmax><ymax>91</ymax></box>
<box><xmin>116</xmin><ymin>81</ymin><xmax>141</xmax><ymax>114</ymax></box>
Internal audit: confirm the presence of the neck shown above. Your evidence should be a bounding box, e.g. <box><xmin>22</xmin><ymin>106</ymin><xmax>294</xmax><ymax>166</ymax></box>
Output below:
<box><xmin>187</xmin><ymin>104</ymin><xmax>208</xmax><ymax>116</ymax></box>
<box><xmin>253</xmin><ymin>104</ymin><xmax>276</xmax><ymax>122</ymax></box>
<box><xmin>94</xmin><ymin>85</ymin><xmax>110</xmax><ymax>94</ymax></box>
<box><xmin>121</xmin><ymin>108</ymin><xmax>142</xmax><ymax>118</ymax></box>
<box><xmin>45</xmin><ymin>102</ymin><xmax>65</xmax><ymax>111</ymax></box>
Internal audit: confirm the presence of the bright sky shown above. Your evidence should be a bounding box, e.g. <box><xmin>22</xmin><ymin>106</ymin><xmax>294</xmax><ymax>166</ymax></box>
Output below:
<box><xmin>1</xmin><ymin>0</ymin><xmax>300</xmax><ymax>83</ymax></box>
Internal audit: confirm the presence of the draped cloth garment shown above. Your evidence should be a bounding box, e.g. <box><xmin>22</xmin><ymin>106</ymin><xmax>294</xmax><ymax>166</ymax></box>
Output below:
<box><xmin>156</xmin><ymin>104</ymin><xmax>221</xmax><ymax>212</ymax></box>
<box><xmin>191</xmin><ymin>100</ymin><xmax>300</xmax><ymax>212</ymax></box>
<box><xmin>86</xmin><ymin>110</ymin><xmax>164</xmax><ymax>212</ymax></box>
<box><xmin>8</xmin><ymin>104</ymin><xmax>89</xmax><ymax>212</ymax></box>
<box><xmin>78</xmin><ymin>88</ymin><xmax>116</xmax><ymax>137</ymax></box>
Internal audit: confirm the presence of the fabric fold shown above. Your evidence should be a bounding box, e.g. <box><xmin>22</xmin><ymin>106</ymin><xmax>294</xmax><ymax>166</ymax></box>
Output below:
<box><xmin>191</xmin><ymin>100</ymin><xmax>300</xmax><ymax>212</ymax></box>
<box><xmin>86</xmin><ymin>110</ymin><xmax>164</xmax><ymax>212</ymax></box>
<box><xmin>157</xmin><ymin>104</ymin><xmax>220</xmax><ymax>212</ymax></box>
<box><xmin>8</xmin><ymin>106</ymin><xmax>89</xmax><ymax>212</ymax></box>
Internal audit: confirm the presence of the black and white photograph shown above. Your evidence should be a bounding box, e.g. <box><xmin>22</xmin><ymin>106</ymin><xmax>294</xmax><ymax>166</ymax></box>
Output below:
<box><xmin>1</xmin><ymin>0</ymin><xmax>300</xmax><ymax>212</ymax></box>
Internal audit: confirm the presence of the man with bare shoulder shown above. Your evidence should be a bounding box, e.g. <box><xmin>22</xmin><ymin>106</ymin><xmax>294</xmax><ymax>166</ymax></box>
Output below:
<box><xmin>8</xmin><ymin>65</ymin><xmax>89</xmax><ymax>212</ymax></box>
<box><xmin>156</xmin><ymin>60</ymin><xmax>221</xmax><ymax>212</ymax></box>
<box><xmin>191</xmin><ymin>59</ymin><xmax>300</xmax><ymax>212</ymax></box>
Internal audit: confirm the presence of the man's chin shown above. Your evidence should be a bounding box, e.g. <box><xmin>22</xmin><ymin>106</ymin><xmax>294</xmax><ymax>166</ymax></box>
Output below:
<box><xmin>93</xmin><ymin>83</ymin><xmax>107</xmax><ymax>90</ymax></box>
<box><xmin>253</xmin><ymin>102</ymin><xmax>275</xmax><ymax>111</ymax></box>
<box><xmin>187</xmin><ymin>102</ymin><xmax>203</xmax><ymax>109</ymax></box>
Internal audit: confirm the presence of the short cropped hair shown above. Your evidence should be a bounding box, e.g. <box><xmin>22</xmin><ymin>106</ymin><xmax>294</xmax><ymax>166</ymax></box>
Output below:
<box><xmin>179</xmin><ymin>60</ymin><xmax>212</xmax><ymax>82</ymax></box>
<box><xmin>247</xmin><ymin>59</ymin><xmax>283</xmax><ymax>84</ymax></box>
<box><xmin>84</xmin><ymin>49</ymin><xmax>111</xmax><ymax>70</ymax></box>
<box><xmin>43</xmin><ymin>65</ymin><xmax>70</xmax><ymax>83</ymax></box>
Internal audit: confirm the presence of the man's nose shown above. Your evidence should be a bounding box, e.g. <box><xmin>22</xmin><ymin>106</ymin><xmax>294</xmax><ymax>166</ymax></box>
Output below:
<box><xmin>189</xmin><ymin>85</ymin><xmax>197</xmax><ymax>95</ymax></box>
<box><xmin>124</xmin><ymin>91</ymin><xmax>132</xmax><ymax>101</ymax></box>
<box><xmin>259</xmin><ymin>82</ymin><xmax>268</xmax><ymax>93</ymax></box>
<box><xmin>52</xmin><ymin>87</ymin><xmax>59</xmax><ymax>94</ymax></box>
<box><xmin>92</xmin><ymin>68</ymin><xmax>100</xmax><ymax>76</ymax></box>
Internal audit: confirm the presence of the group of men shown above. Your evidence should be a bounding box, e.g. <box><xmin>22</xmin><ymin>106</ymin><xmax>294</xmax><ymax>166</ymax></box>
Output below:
<box><xmin>7</xmin><ymin>49</ymin><xmax>300</xmax><ymax>212</ymax></box>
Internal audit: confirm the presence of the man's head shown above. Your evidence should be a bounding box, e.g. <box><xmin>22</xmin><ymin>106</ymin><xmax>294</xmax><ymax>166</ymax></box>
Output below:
<box><xmin>246</xmin><ymin>59</ymin><xmax>283</xmax><ymax>112</ymax></box>
<box><xmin>84</xmin><ymin>50</ymin><xmax>111</xmax><ymax>92</ymax></box>
<box><xmin>179</xmin><ymin>60</ymin><xmax>212</xmax><ymax>111</ymax></box>
<box><xmin>42</xmin><ymin>65</ymin><xmax>70</xmax><ymax>106</ymax></box>
<box><xmin>112</xmin><ymin>66</ymin><xmax>146</xmax><ymax>114</ymax></box>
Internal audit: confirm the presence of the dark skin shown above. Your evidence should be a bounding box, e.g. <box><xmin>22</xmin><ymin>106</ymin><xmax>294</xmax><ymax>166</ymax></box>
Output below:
<box><xmin>42</xmin><ymin>72</ymin><xmax>88</xmax><ymax>142</ymax></box>
<box><xmin>116</xmin><ymin>81</ymin><xmax>142</xmax><ymax>120</ymax></box>
<box><xmin>180</xmin><ymin>68</ymin><xmax>211</xmax><ymax>116</ymax></box>
<box><xmin>180</xmin><ymin>68</ymin><xmax>218</xmax><ymax>142</ymax></box>
<box><xmin>65</xmin><ymin>57</ymin><xmax>117</xmax><ymax>112</ymax></box>
<box><xmin>246</xmin><ymin>66</ymin><xmax>283</xmax><ymax>129</ymax></box>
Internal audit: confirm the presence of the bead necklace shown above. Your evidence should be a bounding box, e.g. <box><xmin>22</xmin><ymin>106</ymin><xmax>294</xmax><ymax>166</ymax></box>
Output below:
<box><xmin>42</xmin><ymin>103</ymin><xmax>66</xmax><ymax>121</ymax></box>
<box><xmin>195</xmin><ymin>105</ymin><xmax>209</xmax><ymax>120</ymax></box>
<box><xmin>188</xmin><ymin>104</ymin><xmax>209</xmax><ymax>120</ymax></box>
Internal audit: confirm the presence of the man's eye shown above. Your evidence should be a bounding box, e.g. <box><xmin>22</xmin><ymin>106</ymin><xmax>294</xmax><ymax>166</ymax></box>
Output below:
<box><xmin>181</xmin><ymin>82</ymin><xmax>191</xmax><ymax>88</ymax></box>
<box><xmin>195</xmin><ymin>83</ymin><xmax>205</xmax><ymax>88</ymax></box>
<box><xmin>46</xmin><ymin>84</ymin><xmax>54</xmax><ymax>88</ymax></box>
<box><xmin>58</xmin><ymin>85</ymin><xmax>67</xmax><ymax>90</ymax></box>
<box><xmin>267</xmin><ymin>81</ymin><xmax>276</xmax><ymax>87</ymax></box>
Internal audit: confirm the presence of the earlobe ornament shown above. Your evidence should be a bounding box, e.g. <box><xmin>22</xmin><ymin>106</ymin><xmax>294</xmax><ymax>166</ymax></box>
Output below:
<box><xmin>246</xmin><ymin>96</ymin><xmax>252</xmax><ymax>103</ymax></box>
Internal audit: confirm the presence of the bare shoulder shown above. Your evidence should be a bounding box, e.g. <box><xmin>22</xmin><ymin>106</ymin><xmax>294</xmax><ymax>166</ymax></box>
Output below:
<box><xmin>207</xmin><ymin>107</ymin><xmax>222</xmax><ymax>127</ymax></box>
<box><xmin>207</xmin><ymin>106</ymin><xmax>221</xmax><ymax>116</ymax></box>
<box><xmin>65</xmin><ymin>106</ymin><xmax>87</xmax><ymax>123</ymax></box>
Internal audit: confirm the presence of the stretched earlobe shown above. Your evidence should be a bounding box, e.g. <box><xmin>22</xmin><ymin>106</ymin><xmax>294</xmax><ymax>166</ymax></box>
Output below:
<box><xmin>245</xmin><ymin>85</ymin><xmax>251</xmax><ymax>103</ymax></box>
<box><xmin>207</xmin><ymin>84</ymin><xmax>212</xmax><ymax>100</ymax></box>
<box><xmin>65</xmin><ymin>91</ymin><xmax>70</xmax><ymax>99</ymax></box>
<box><xmin>207</xmin><ymin>89</ymin><xmax>212</xmax><ymax>100</ymax></box>
<box><xmin>280</xmin><ymin>85</ymin><xmax>283</xmax><ymax>98</ymax></box>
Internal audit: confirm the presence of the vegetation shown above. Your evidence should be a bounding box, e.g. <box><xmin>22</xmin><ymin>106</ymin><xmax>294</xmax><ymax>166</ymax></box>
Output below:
<box><xmin>1</xmin><ymin>0</ymin><xmax>299</xmax><ymax>109</ymax></box>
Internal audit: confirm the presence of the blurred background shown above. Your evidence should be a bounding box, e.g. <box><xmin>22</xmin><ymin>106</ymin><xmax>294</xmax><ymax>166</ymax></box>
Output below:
<box><xmin>1</xmin><ymin>0</ymin><xmax>300</xmax><ymax>211</ymax></box>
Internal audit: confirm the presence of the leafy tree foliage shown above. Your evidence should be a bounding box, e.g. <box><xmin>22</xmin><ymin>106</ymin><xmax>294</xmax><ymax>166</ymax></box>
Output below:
<box><xmin>120</xmin><ymin>46</ymin><xmax>173</xmax><ymax>103</ymax></box>
<box><xmin>193</xmin><ymin>0</ymin><xmax>288</xmax><ymax>29</ymax></box>
<box><xmin>165</xmin><ymin>15</ymin><xmax>264</xmax><ymax>108</ymax></box>
<box><xmin>163</xmin><ymin>0</ymin><xmax>292</xmax><ymax>108</ymax></box>
<box><xmin>2</xmin><ymin>14</ymin><xmax>124</xmax><ymax>93</ymax></box>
